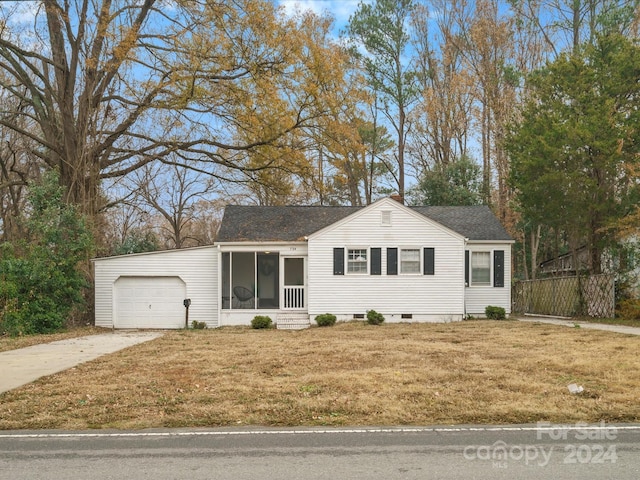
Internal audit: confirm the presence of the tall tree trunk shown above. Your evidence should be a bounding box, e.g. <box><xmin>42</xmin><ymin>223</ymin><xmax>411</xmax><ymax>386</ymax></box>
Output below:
<box><xmin>398</xmin><ymin>105</ymin><xmax>406</xmax><ymax>202</ymax></box>
<box><xmin>481</xmin><ymin>102</ymin><xmax>492</xmax><ymax>205</ymax></box>
<box><xmin>530</xmin><ymin>225</ymin><xmax>541</xmax><ymax>280</ymax></box>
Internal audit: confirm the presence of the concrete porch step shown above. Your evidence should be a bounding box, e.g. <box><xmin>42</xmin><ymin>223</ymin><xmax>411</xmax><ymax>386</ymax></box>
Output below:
<box><xmin>276</xmin><ymin>312</ymin><xmax>311</xmax><ymax>330</ymax></box>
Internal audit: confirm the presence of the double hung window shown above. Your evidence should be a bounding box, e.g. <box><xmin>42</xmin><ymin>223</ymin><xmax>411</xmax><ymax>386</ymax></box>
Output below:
<box><xmin>400</xmin><ymin>249</ymin><xmax>421</xmax><ymax>274</ymax></box>
<box><xmin>347</xmin><ymin>249</ymin><xmax>368</xmax><ymax>273</ymax></box>
<box><xmin>471</xmin><ymin>251</ymin><xmax>491</xmax><ymax>285</ymax></box>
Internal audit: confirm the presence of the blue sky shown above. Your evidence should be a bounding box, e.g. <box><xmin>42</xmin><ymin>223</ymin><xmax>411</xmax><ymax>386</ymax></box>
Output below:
<box><xmin>277</xmin><ymin>0</ymin><xmax>367</xmax><ymax>31</ymax></box>
<box><xmin>2</xmin><ymin>1</ymin><xmax>368</xmax><ymax>39</ymax></box>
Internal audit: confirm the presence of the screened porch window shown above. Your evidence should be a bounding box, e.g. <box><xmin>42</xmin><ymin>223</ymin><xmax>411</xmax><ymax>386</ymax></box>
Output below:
<box><xmin>221</xmin><ymin>251</ymin><xmax>279</xmax><ymax>309</ymax></box>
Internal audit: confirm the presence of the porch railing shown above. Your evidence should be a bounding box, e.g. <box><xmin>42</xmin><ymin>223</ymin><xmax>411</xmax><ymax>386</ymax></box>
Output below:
<box><xmin>284</xmin><ymin>286</ymin><xmax>305</xmax><ymax>309</ymax></box>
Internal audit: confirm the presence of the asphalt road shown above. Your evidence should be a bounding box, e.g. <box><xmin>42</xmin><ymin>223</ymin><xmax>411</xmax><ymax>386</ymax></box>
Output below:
<box><xmin>1</xmin><ymin>424</ymin><xmax>639</xmax><ymax>479</ymax></box>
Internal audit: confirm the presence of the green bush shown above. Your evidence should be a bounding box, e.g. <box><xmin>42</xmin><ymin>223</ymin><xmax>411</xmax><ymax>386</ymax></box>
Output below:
<box><xmin>251</xmin><ymin>315</ymin><xmax>273</xmax><ymax>329</ymax></box>
<box><xmin>485</xmin><ymin>306</ymin><xmax>506</xmax><ymax>320</ymax></box>
<box><xmin>0</xmin><ymin>172</ymin><xmax>94</xmax><ymax>336</ymax></box>
<box><xmin>191</xmin><ymin>320</ymin><xmax>207</xmax><ymax>330</ymax></box>
<box><xmin>315</xmin><ymin>313</ymin><xmax>337</xmax><ymax>327</ymax></box>
<box><xmin>366</xmin><ymin>309</ymin><xmax>385</xmax><ymax>325</ymax></box>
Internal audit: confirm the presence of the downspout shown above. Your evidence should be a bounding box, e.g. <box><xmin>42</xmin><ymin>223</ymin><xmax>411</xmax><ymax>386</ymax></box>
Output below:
<box><xmin>216</xmin><ymin>244</ymin><xmax>221</xmax><ymax>327</ymax></box>
<box><xmin>464</xmin><ymin>238</ymin><xmax>469</xmax><ymax>319</ymax></box>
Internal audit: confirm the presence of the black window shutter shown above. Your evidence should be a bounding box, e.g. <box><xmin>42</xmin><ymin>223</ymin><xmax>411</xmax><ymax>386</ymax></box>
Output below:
<box><xmin>333</xmin><ymin>248</ymin><xmax>344</xmax><ymax>275</ymax></box>
<box><xmin>494</xmin><ymin>250</ymin><xmax>505</xmax><ymax>287</ymax></box>
<box><xmin>371</xmin><ymin>248</ymin><xmax>382</xmax><ymax>275</ymax></box>
<box><xmin>424</xmin><ymin>248</ymin><xmax>435</xmax><ymax>275</ymax></box>
<box><xmin>387</xmin><ymin>248</ymin><xmax>398</xmax><ymax>275</ymax></box>
<box><xmin>465</xmin><ymin>250</ymin><xmax>469</xmax><ymax>286</ymax></box>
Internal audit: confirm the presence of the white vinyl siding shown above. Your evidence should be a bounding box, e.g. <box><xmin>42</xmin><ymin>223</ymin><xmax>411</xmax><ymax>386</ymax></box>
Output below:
<box><xmin>465</xmin><ymin>244</ymin><xmax>512</xmax><ymax>317</ymax></box>
<box><xmin>93</xmin><ymin>246</ymin><xmax>218</xmax><ymax>329</ymax></box>
<box><xmin>308</xmin><ymin>200</ymin><xmax>465</xmax><ymax>321</ymax></box>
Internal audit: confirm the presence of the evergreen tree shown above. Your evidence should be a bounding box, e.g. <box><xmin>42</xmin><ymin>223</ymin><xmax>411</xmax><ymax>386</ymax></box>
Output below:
<box><xmin>0</xmin><ymin>172</ymin><xmax>94</xmax><ymax>335</ymax></box>
<box><xmin>508</xmin><ymin>33</ymin><xmax>640</xmax><ymax>273</ymax></box>
<box><xmin>411</xmin><ymin>157</ymin><xmax>483</xmax><ymax>206</ymax></box>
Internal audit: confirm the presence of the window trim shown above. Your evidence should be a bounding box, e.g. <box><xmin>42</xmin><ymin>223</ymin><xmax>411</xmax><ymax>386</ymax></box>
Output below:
<box><xmin>346</xmin><ymin>247</ymin><xmax>369</xmax><ymax>274</ymax></box>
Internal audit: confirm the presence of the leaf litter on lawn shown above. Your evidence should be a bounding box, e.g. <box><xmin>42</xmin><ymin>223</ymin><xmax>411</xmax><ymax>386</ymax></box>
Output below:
<box><xmin>0</xmin><ymin>321</ymin><xmax>638</xmax><ymax>430</ymax></box>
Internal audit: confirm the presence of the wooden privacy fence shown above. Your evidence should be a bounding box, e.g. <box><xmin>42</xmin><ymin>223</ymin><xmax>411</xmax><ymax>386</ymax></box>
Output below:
<box><xmin>512</xmin><ymin>274</ymin><xmax>615</xmax><ymax>318</ymax></box>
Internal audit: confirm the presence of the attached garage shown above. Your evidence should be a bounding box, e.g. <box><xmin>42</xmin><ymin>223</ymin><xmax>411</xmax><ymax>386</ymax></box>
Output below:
<box><xmin>114</xmin><ymin>276</ymin><xmax>186</xmax><ymax>329</ymax></box>
<box><xmin>93</xmin><ymin>246</ymin><xmax>218</xmax><ymax>329</ymax></box>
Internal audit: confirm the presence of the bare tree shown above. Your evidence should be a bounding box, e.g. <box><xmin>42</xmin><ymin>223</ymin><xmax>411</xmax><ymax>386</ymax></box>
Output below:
<box><xmin>0</xmin><ymin>86</ymin><xmax>41</xmax><ymax>241</ymax></box>
<box><xmin>508</xmin><ymin>0</ymin><xmax>640</xmax><ymax>56</ymax></box>
<box><xmin>134</xmin><ymin>162</ymin><xmax>215</xmax><ymax>249</ymax></box>
<box><xmin>410</xmin><ymin>2</ymin><xmax>474</xmax><ymax>171</ymax></box>
<box><xmin>0</xmin><ymin>0</ymin><xmax>346</xmax><ymax>221</ymax></box>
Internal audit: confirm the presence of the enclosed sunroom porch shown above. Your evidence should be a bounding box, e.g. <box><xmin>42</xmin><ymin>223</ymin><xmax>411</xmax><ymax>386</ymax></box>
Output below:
<box><xmin>218</xmin><ymin>248</ymin><xmax>309</xmax><ymax>328</ymax></box>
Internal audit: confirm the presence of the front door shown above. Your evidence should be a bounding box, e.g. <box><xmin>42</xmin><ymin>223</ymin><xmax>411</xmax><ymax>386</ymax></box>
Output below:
<box><xmin>257</xmin><ymin>253</ymin><xmax>279</xmax><ymax>309</ymax></box>
<box><xmin>283</xmin><ymin>257</ymin><xmax>305</xmax><ymax>309</ymax></box>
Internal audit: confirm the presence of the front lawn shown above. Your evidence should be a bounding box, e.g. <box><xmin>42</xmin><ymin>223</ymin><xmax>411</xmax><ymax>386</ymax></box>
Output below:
<box><xmin>0</xmin><ymin>321</ymin><xmax>638</xmax><ymax>430</ymax></box>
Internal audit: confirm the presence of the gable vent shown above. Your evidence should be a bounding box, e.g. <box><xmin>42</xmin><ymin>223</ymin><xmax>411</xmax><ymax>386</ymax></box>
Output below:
<box><xmin>381</xmin><ymin>210</ymin><xmax>392</xmax><ymax>226</ymax></box>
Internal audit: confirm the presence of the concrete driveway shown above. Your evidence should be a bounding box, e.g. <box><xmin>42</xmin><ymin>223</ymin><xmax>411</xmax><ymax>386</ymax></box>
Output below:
<box><xmin>0</xmin><ymin>332</ymin><xmax>163</xmax><ymax>395</ymax></box>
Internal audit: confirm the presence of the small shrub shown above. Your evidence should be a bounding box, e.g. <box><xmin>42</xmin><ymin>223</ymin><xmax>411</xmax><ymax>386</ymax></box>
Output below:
<box><xmin>366</xmin><ymin>309</ymin><xmax>385</xmax><ymax>325</ymax></box>
<box><xmin>251</xmin><ymin>315</ymin><xmax>273</xmax><ymax>329</ymax></box>
<box><xmin>485</xmin><ymin>306</ymin><xmax>506</xmax><ymax>320</ymax></box>
<box><xmin>315</xmin><ymin>313</ymin><xmax>337</xmax><ymax>327</ymax></box>
<box><xmin>616</xmin><ymin>298</ymin><xmax>640</xmax><ymax>320</ymax></box>
<box><xmin>191</xmin><ymin>320</ymin><xmax>207</xmax><ymax>330</ymax></box>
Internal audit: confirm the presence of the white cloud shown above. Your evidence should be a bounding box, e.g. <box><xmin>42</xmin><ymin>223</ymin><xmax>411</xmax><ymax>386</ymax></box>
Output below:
<box><xmin>0</xmin><ymin>1</ymin><xmax>41</xmax><ymax>25</ymax></box>
<box><xmin>277</xmin><ymin>0</ymin><xmax>367</xmax><ymax>30</ymax></box>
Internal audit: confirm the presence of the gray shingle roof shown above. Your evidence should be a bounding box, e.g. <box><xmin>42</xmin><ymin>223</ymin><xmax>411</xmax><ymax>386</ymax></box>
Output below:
<box><xmin>216</xmin><ymin>204</ymin><xmax>512</xmax><ymax>242</ymax></box>
<box><xmin>217</xmin><ymin>205</ymin><xmax>360</xmax><ymax>242</ymax></box>
<box><xmin>412</xmin><ymin>206</ymin><xmax>513</xmax><ymax>241</ymax></box>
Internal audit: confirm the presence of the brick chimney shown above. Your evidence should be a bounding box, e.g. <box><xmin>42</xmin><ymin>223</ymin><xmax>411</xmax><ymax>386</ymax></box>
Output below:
<box><xmin>390</xmin><ymin>193</ymin><xmax>404</xmax><ymax>204</ymax></box>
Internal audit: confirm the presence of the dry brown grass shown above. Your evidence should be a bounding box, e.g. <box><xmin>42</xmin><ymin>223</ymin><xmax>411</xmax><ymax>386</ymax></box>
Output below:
<box><xmin>0</xmin><ymin>321</ymin><xmax>638</xmax><ymax>430</ymax></box>
<box><xmin>0</xmin><ymin>327</ymin><xmax>110</xmax><ymax>353</ymax></box>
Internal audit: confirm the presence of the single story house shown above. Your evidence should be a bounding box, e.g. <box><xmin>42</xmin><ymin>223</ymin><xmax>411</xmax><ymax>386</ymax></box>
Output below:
<box><xmin>93</xmin><ymin>197</ymin><xmax>514</xmax><ymax>329</ymax></box>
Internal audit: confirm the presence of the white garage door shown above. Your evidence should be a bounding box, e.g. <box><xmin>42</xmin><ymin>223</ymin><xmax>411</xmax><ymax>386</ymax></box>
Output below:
<box><xmin>114</xmin><ymin>276</ymin><xmax>187</xmax><ymax>329</ymax></box>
